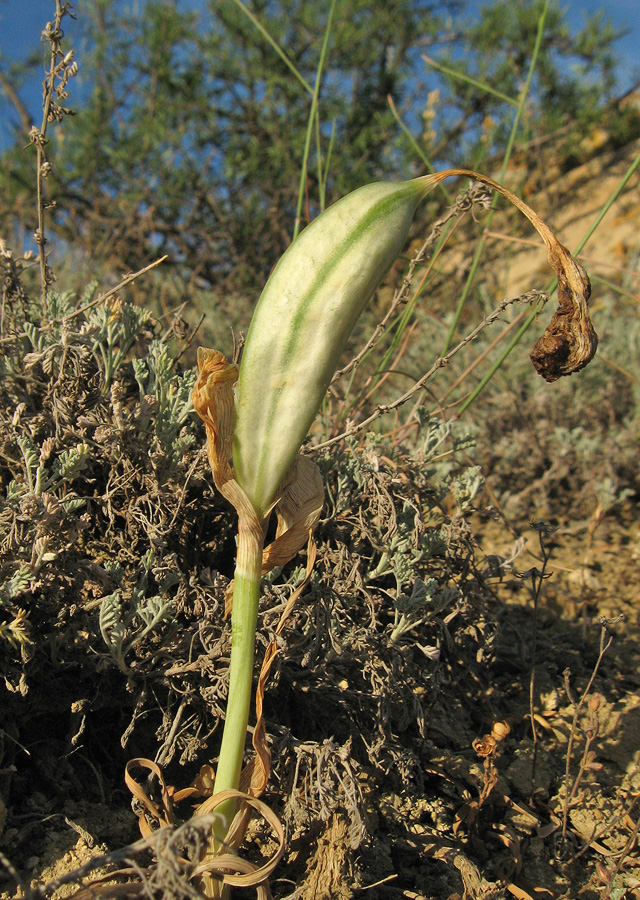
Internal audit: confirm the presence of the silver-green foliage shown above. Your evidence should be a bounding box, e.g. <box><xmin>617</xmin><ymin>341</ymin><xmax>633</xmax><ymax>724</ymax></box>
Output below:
<box><xmin>323</xmin><ymin>428</ymin><xmax>480</xmax><ymax>651</ymax></box>
<box><xmin>99</xmin><ymin>549</ymin><xmax>176</xmax><ymax>674</ymax></box>
<box><xmin>15</xmin><ymin>435</ymin><xmax>89</xmax><ymax>500</ymax></box>
<box><xmin>391</xmin><ymin>576</ymin><xmax>460</xmax><ymax>644</ymax></box>
<box><xmin>0</xmin><ymin>270</ymin><xmax>199</xmax><ymax>663</ymax></box>
<box><xmin>133</xmin><ymin>340</ymin><xmax>196</xmax><ymax>466</ymax></box>
<box><xmin>10</xmin><ymin>285</ymin><xmax>151</xmax><ymax>392</ymax></box>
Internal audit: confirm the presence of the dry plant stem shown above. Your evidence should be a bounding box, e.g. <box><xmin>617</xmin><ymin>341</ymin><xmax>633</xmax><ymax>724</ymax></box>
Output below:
<box><xmin>594</xmin><ymin>798</ymin><xmax>640</xmax><ymax>895</ymax></box>
<box><xmin>34</xmin><ymin>0</ymin><xmax>70</xmax><ymax>302</ymax></box>
<box><xmin>560</xmin><ymin>618</ymin><xmax>614</xmax><ymax>849</ymax></box>
<box><xmin>11</xmin><ymin>813</ymin><xmax>234</xmax><ymax>900</ymax></box>
<box><xmin>437</xmin><ymin>308</ymin><xmax>530</xmax><ymax>408</ymax></box>
<box><xmin>61</xmin><ymin>256</ymin><xmax>168</xmax><ymax>323</ymax></box>
<box><xmin>563</xmin><ymin>794</ymin><xmax>639</xmax><ymax>871</ymax></box>
<box><xmin>314</xmin><ymin>291</ymin><xmax>537</xmax><ymax>451</ymax></box>
<box><xmin>524</xmin><ymin>526</ymin><xmax>552</xmax><ymax>803</ymax></box>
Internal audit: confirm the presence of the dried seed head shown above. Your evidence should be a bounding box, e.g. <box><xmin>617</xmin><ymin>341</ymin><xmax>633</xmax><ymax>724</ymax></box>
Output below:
<box><xmin>491</xmin><ymin>721</ymin><xmax>511</xmax><ymax>742</ymax></box>
<box><xmin>473</xmin><ymin>734</ymin><xmax>497</xmax><ymax>758</ymax></box>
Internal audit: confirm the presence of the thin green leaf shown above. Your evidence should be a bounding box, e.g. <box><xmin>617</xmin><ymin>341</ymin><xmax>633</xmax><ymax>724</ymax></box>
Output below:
<box><xmin>293</xmin><ymin>0</ymin><xmax>336</xmax><ymax>240</ymax></box>
<box><xmin>443</xmin><ymin>0</ymin><xmax>551</xmax><ymax>354</ymax></box>
<box><xmin>422</xmin><ymin>54</ymin><xmax>519</xmax><ymax>107</ymax></box>
<box><xmin>229</xmin><ymin>0</ymin><xmax>313</xmax><ymax>96</ymax></box>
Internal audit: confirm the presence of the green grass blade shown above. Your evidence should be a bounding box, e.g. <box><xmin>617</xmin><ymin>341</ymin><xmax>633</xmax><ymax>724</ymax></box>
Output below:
<box><xmin>422</xmin><ymin>54</ymin><xmax>519</xmax><ymax>107</ymax></box>
<box><xmin>589</xmin><ymin>272</ymin><xmax>639</xmax><ymax>302</ymax></box>
<box><xmin>293</xmin><ymin>0</ymin><xmax>336</xmax><ymax>240</ymax></box>
<box><xmin>442</xmin><ymin>0</ymin><xmax>550</xmax><ymax>354</ymax></box>
<box><xmin>572</xmin><ymin>148</ymin><xmax>640</xmax><ymax>256</ymax></box>
<box><xmin>318</xmin><ymin>118</ymin><xmax>337</xmax><ymax>211</ymax></box>
<box><xmin>230</xmin><ymin>0</ymin><xmax>313</xmax><ymax>96</ymax></box>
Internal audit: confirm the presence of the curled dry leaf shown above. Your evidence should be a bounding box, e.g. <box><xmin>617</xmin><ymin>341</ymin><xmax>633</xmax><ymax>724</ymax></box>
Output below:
<box><xmin>429</xmin><ymin>169</ymin><xmax>598</xmax><ymax>381</ymax></box>
<box><xmin>193</xmin><ymin>789</ymin><xmax>285</xmax><ymax>896</ymax></box>
<box><xmin>192</xmin><ymin>347</ymin><xmax>324</xmax><ymax>576</ymax></box>
<box><xmin>261</xmin><ymin>456</ymin><xmax>324</xmax><ymax>575</ymax></box>
<box><xmin>192</xmin><ymin>348</ymin><xmax>238</xmax><ymax>491</ymax></box>
<box><xmin>124</xmin><ymin>757</ymin><xmax>176</xmax><ymax>837</ymax></box>
<box><xmin>472</xmin><ymin>734</ymin><xmax>497</xmax><ymax>758</ymax></box>
<box><xmin>529</xmin><ymin>252</ymin><xmax>596</xmax><ymax>381</ymax></box>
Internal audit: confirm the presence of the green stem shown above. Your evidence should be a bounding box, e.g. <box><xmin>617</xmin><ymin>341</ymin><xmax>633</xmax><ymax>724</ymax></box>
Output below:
<box><xmin>229</xmin><ymin>0</ymin><xmax>313</xmax><ymax>96</ymax></box>
<box><xmin>422</xmin><ymin>53</ymin><xmax>519</xmax><ymax>107</ymax></box>
<box><xmin>211</xmin><ymin>522</ymin><xmax>263</xmax><ymax>835</ymax></box>
<box><xmin>293</xmin><ymin>0</ymin><xmax>336</xmax><ymax>241</ymax></box>
<box><xmin>200</xmin><ymin>517</ymin><xmax>263</xmax><ymax>898</ymax></box>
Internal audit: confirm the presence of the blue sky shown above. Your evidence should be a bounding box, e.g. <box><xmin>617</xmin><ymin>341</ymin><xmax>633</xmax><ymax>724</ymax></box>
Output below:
<box><xmin>0</xmin><ymin>0</ymin><xmax>638</xmax><ymax>151</ymax></box>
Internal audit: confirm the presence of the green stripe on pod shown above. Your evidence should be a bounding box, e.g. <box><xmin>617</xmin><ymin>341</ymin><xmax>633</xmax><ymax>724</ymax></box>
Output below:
<box><xmin>234</xmin><ymin>176</ymin><xmax>440</xmax><ymax>517</ymax></box>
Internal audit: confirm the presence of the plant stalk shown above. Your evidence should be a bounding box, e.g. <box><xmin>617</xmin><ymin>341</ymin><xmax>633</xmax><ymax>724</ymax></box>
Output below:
<box><xmin>200</xmin><ymin>507</ymin><xmax>264</xmax><ymax>898</ymax></box>
<box><xmin>213</xmin><ymin>527</ymin><xmax>263</xmax><ymax>815</ymax></box>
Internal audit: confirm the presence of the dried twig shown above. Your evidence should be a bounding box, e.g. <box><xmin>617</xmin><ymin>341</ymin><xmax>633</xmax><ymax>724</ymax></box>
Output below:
<box><xmin>332</xmin><ymin>184</ymin><xmax>491</xmax><ymax>383</ymax></box>
<box><xmin>31</xmin><ymin>1</ymin><xmax>77</xmax><ymax>303</ymax></box>
<box><xmin>314</xmin><ymin>290</ymin><xmax>546</xmax><ymax>451</ymax></box>
<box><xmin>516</xmin><ymin>523</ymin><xmax>554</xmax><ymax>803</ymax></box>
<box><xmin>560</xmin><ymin>617</ymin><xmax>619</xmax><ymax>850</ymax></box>
<box><xmin>60</xmin><ymin>256</ymin><xmax>169</xmax><ymax>322</ymax></box>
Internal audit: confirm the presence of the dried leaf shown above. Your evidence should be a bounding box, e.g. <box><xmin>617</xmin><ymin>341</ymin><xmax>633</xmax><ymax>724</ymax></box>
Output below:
<box><xmin>193</xmin><ymin>788</ymin><xmax>285</xmax><ymax>897</ymax></box>
<box><xmin>507</xmin><ymin>879</ymin><xmax>559</xmax><ymax>899</ymax></box>
<box><xmin>261</xmin><ymin>456</ymin><xmax>324</xmax><ymax>574</ymax></box>
<box><xmin>429</xmin><ymin>169</ymin><xmax>598</xmax><ymax>381</ymax></box>
<box><xmin>124</xmin><ymin>758</ymin><xmax>175</xmax><ymax>837</ymax></box>
<box><xmin>192</xmin><ymin>348</ymin><xmax>238</xmax><ymax>496</ymax></box>
<box><xmin>192</xmin><ymin>347</ymin><xmax>265</xmax><ymax>563</ymax></box>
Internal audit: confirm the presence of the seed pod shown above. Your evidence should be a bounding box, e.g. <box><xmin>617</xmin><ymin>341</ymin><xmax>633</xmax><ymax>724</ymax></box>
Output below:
<box><xmin>233</xmin><ymin>169</ymin><xmax>597</xmax><ymax>517</ymax></box>
<box><xmin>233</xmin><ymin>178</ymin><xmax>440</xmax><ymax>516</ymax></box>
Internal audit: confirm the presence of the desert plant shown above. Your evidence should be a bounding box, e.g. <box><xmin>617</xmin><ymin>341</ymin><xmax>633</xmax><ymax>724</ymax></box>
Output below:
<box><xmin>7</xmin><ymin>4</ymin><xmax>634</xmax><ymax>899</ymax></box>
<box><xmin>191</xmin><ymin>165</ymin><xmax>597</xmax><ymax>896</ymax></box>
